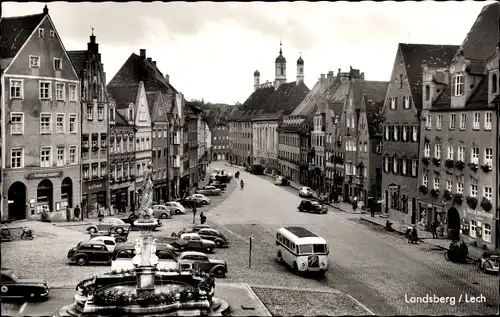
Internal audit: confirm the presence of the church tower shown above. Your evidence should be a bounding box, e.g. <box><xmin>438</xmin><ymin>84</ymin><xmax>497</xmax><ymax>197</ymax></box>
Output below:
<box><xmin>274</xmin><ymin>41</ymin><xmax>286</xmax><ymax>89</ymax></box>
<box><xmin>296</xmin><ymin>53</ymin><xmax>304</xmax><ymax>84</ymax></box>
<box><xmin>254</xmin><ymin>70</ymin><xmax>260</xmax><ymax>91</ymax></box>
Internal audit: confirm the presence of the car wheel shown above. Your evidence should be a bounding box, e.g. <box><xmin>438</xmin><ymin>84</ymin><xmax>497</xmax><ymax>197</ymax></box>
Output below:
<box><xmin>298</xmin><ymin>208</ymin><xmax>303</xmax><ymax>212</ymax></box>
<box><xmin>115</xmin><ymin>228</ymin><xmax>124</xmax><ymax>234</ymax></box>
<box><xmin>202</xmin><ymin>200</ymin><xmax>208</xmax><ymax>205</ymax></box>
<box><xmin>317</xmin><ymin>271</ymin><xmax>326</xmax><ymax>278</ymax></box>
<box><xmin>89</xmin><ymin>227</ymin><xmax>97</xmax><ymax>234</ymax></box>
<box><xmin>175</xmin><ymin>209</ymin><xmax>181</xmax><ymax>214</ymax></box>
<box><xmin>76</xmin><ymin>256</ymin><xmax>88</xmax><ymax>266</ymax></box>
<box><xmin>322</xmin><ymin>211</ymin><xmax>327</xmax><ymax>214</ymax></box>
<box><xmin>161</xmin><ymin>213</ymin><xmax>169</xmax><ymax>219</ymax></box>
<box><xmin>214</xmin><ymin>268</ymin><xmax>225</xmax><ymax>278</ymax></box>
<box><xmin>293</xmin><ymin>262</ymin><xmax>300</xmax><ymax>276</ymax></box>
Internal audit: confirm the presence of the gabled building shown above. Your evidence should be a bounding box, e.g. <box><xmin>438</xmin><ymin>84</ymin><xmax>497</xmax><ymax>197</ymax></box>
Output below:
<box><xmin>107</xmin><ymin>82</ymin><xmax>152</xmax><ymax>210</ymax></box>
<box><xmin>207</xmin><ymin>116</ymin><xmax>230</xmax><ymax>161</ymax></box>
<box><xmin>381</xmin><ymin>43</ymin><xmax>459</xmax><ymax>226</ymax></box>
<box><xmin>417</xmin><ymin>2</ymin><xmax>499</xmax><ymax>249</ymax></box>
<box><xmin>68</xmin><ymin>31</ymin><xmax>109</xmax><ymax>215</ymax></box>
<box><xmin>278</xmin><ymin>116</ymin><xmax>305</xmax><ymax>182</ymax></box>
<box><xmin>1</xmin><ymin>6</ymin><xmax>82</xmax><ymax>221</ymax></box>
<box><xmin>184</xmin><ymin>101</ymin><xmax>205</xmax><ymax>190</ymax></box>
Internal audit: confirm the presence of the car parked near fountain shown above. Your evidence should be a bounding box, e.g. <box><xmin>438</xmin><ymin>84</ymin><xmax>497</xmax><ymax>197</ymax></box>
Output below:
<box><xmin>177</xmin><ymin>251</ymin><xmax>228</xmax><ymax>278</ymax></box>
<box><xmin>177</xmin><ymin>228</ymin><xmax>229</xmax><ymax>248</ymax></box>
<box><xmin>0</xmin><ymin>268</ymin><xmax>50</xmax><ymax>301</ymax></box>
<box><xmin>90</xmin><ymin>236</ymin><xmax>120</xmax><ymax>252</ymax></box>
<box><xmin>110</xmin><ymin>243</ymin><xmax>178</xmax><ymax>271</ymax></box>
<box><xmin>86</xmin><ymin>218</ymin><xmax>131</xmax><ymax>235</ymax></box>
<box><xmin>165</xmin><ymin>233</ymin><xmax>216</xmax><ymax>253</ymax></box>
<box><xmin>67</xmin><ymin>240</ymin><xmax>113</xmax><ymax>266</ymax></box>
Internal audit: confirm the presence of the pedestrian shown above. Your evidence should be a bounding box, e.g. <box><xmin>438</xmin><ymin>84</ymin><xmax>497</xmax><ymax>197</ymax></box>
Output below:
<box><xmin>333</xmin><ymin>190</ymin><xmax>339</xmax><ymax>203</ymax></box>
<box><xmin>370</xmin><ymin>198</ymin><xmax>375</xmax><ymax>218</ymax></box>
<box><xmin>74</xmin><ymin>205</ymin><xmax>81</xmax><ymax>221</ymax></box>
<box><xmin>431</xmin><ymin>221</ymin><xmax>438</xmax><ymax>239</ymax></box>
<box><xmin>192</xmin><ymin>202</ymin><xmax>197</xmax><ymax>224</ymax></box>
<box><xmin>66</xmin><ymin>206</ymin><xmax>71</xmax><ymax>222</ymax></box>
<box><xmin>200</xmin><ymin>212</ymin><xmax>207</xmax><ymax>225</ymax></box>
<box><xmin>97</xmin><ymin>204</ymin><xmax>104</xmax><ymax>222</ymax></box>
<box><xmin>352</xmin><ymin>196</ymin><xmax>358</xmax><ymax>211</ymax></box>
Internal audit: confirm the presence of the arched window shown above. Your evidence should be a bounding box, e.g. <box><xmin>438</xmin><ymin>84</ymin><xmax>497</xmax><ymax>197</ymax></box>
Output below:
<box><xmin>492</xmin><ymin>73</ymin><xmax>498</xmax><ymax>93</ymax></box>
<box><xmin>280</xmin><ymin>67</ymin><xmax>284</xmax><ymax>75</ymax></box>
<box><xmin>425</xmin><ymin>85</ymin><xmax>430</xmax><ymax>101</ymax></box>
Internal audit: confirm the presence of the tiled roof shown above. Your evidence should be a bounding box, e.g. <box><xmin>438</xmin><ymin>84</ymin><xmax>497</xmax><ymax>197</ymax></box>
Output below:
<box><xmin>107</xmin><ymin>83</ymin><xmax>139</xmax><ymax>108</ymax></box>
<box><xmin>67</xmin><ymin>50</ymin><xmax>87</xmax><ymax>75</ymax></box>
<box><xmin>433</xmin><ymin>86</ymin><xmax>452</xmax><ymax>108</ymax></box>
<box><xmin>239</xmin><ymin>87</ymin><xmax>275</xmax><ymax>113</ymax></box>
<box><xmin>114</xmin><ymin>110</ymin><xmax>130</xmax><ymax>126</ymax></box>
<box><xmin>146</xmin><ymin>91</ymin><xmax>160</xmax><ymax>117</ymax></box>
<box><xmin>1</xmin><ymin>13</ymin><xmax>45</xmax><ymax>59</ymax></box>
<box><xmin>352</xmin><ymin>80</ymin><xmax>388</xmax><ymax>137</ymax></box>
<box><xmin>399</xmin><ymin>43</ymin><xmax>459</xmax><ymax>110</ymax></box>
<box><xmin>454</xmin><ymin>2</ymin><xmax>499</xmax><ymax>63</ymax></box>
<box><xmin>466</xmin><ymin>76</ymin><xmax>488</xmax><ymax>107</ymax></box>
<box><xmin>298</xmin><ymin>114</ymin><xmax>314</xmax><ymax>134</ymax></box>
<box><xmin>493</xmin><ymin>95</ymin><xmax>500</xmax><ymax>105</ymax></box>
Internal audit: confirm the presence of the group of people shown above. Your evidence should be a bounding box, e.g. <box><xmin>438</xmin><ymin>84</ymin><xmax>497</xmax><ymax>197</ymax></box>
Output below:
<box><xmin>65</xmin><ymin>205</ymin><xmax>81</xmax><ymax>222</ymax></box>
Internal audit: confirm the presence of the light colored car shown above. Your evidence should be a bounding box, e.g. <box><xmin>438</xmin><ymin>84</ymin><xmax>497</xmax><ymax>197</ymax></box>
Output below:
<box><xmin>86</xmin><ymin>218</ymin><xmax>131</xmax><ymax>234</ymax></box>
<box><xmin>179</xmin><ymin>233</ymin><xmax>216</xmax><ymax>252</ymax></box>
<box><xmin>186</xmin><ymin>194</ymin><xmax>210</xmax><ymax>205</ymax></box>
<box><xmin>196</xmin><ymin>186</ymin><xmax>222</xmax><ymax>196</ymax></box>
<box><xmin>298</xmin><ymin>186</ymin><xmax>314</xmax><ymax>197</ymax></box>
<box><xmin>111</xmin><ymin>243</ymin><xmax>178</xmax><ymax>272</ymax></box>
<box><xmin>165</xmin><ymin>201</ymin><xmax>186</xmax><ymax>215</ymax></box>
<box><xmin>152</xmin><ymin>205</ymin><xmax>172</xmax><ymax>219</ymax></box>
<box><xmin>177</xmin><ymin>251</ymin><xmax>228</xmax><ymax>278</ymax></box>
<box><xmin>90</xmin><ymin>236</ymin><xmax>119</xmax><ymax>252</ymax></box>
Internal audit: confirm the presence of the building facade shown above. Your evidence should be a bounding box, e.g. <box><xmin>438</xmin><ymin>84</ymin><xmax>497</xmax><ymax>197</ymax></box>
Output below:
<box><xmin>210</xmin><ymin>121</ymin><xmax>229</xmax><ymax>161</ymax></box>
<box><xmin>68</xmin><ymin>32</ymin><xmax>109</xmax><ymax>215</ymax></box>
<box><xmin>229</xmin><ymin>120</ymin><xmax>254</xmax><ymax>166</ymax></box>
<box><xmin>381</xmin><ymin>43</ymin><xmax>459</xmax><ymax>225</ymax></box>
<box><xmin>278</xmin><ymin>116</ymin><xmax>304</xmax><ymax>181</ymax></box>
<box><xmin>1</xmin><ymin>7</ymin><xmax>82</xmax><ymax>221</ymax></box>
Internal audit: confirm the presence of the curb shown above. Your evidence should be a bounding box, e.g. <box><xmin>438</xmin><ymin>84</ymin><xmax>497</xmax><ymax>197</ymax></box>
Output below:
<box><xmin>243</xmin><ymin>284</ymin><xmax>273</xmax><ymax>316</ymax></box>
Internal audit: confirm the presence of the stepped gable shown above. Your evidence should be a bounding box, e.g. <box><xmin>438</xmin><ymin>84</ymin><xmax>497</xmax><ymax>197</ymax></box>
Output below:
<box><xmin>107</xmin><ymin>83</ymin><xmax>140</xmax><ymax>108</ymax></box>
<box><xmin>1</xmin><ymin>13</ymin><xmax>45</xmax><ymax>59</ymax></box>
<box><xmin>399</xmin><ymin>43</ymin><xmax>459</xmax><ymax>110</ymax></box>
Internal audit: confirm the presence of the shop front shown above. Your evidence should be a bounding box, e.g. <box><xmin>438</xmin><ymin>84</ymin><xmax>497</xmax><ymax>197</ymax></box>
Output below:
<box><xmin>82</xmin><ymin>179</ymin><xmax>107</xmax><ymax>217</ymax></box>
<box><xmin>153</xmin><ymin>181</ymin><xmax>168</xmax><ymax>204</ymax></box>
<box><xmin>463</xmin><ymin>207</ymin><xmax>496</xmax><ymax>250</ymax></box>
<box><xmin>111</xmin><ymin>182</ymin><xmax>132</xmax><ymax>213</ymax></box>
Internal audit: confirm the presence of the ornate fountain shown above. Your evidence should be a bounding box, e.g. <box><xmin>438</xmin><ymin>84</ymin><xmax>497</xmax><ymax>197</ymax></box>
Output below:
<box><xmin>60</xmin><ymin>165</ymin><xmax>228</xmax><ymax>316</ymax></box>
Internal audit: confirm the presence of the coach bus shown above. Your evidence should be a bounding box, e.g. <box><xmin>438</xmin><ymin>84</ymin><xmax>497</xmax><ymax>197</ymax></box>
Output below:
<box><xmin>276</xmin><ymin>226</ymin><xmax>329</xmax><ymax>276</ymax></box>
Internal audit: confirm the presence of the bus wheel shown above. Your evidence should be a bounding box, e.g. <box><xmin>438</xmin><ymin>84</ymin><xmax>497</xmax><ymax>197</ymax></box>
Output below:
<box><xmin>277</xmin><ymin>251</ymin><xmax>283</xmax><ymax>263</ymax></box>
<box><xmin>293</xmin><ymin>262</ymin><xmax>300</xmax><ymax>276</ymax></box>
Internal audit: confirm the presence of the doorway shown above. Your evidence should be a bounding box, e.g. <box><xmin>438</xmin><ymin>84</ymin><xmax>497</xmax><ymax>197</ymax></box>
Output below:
<box><xmin>447</xmin><ymin>207</ymin><xmax>460</xmax><ymax>240</ymax></box>
<box><xmin>61</xmin><ymin>177</ymin><xmax>73</xmax><ymax>208</ymax></box>
<box><xmin>411</xmin><ymin>197</ymin><xmax>416</xmax><ymax>224</ymax></box>
<box><xmin>385</xmin><ymin>190</ymin><xmax>389</xmax><ymax>213</ymax></box>
<box><xmin>8</xmin><ymin>182</ymin><xmax>27</xmax><ymax>220</ymax></box>
<box><xmin>37</xmin><ymin>179</ymin><xmax>53</xmax><ymax>212</ymax></box>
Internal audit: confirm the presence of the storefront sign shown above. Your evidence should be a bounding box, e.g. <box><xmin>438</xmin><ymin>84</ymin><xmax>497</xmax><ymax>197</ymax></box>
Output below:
<box><xmin>83</xmin><ymin>179</ymin><xmax>107</xmax><ymax>195</ymax></box>
<box><xmin>26</xmin><ymin>171</ymin><xmax>63</xmax><ymax>180</ymax></box>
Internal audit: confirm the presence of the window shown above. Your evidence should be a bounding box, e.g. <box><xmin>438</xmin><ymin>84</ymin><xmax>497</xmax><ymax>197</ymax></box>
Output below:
<box><xmin>470</xmin><ymin>220</ymin><xmax>477</xmax><ymax>239</ymax></box>
<box><xmin>49</xmin><ymin>30</ymin><xmax>55</xmax><ymax>38</ymax></box>
<box><xmin>425</xmin><ymin>85</ymin><xmax>430</xmax><ymax>101</ymax></box>
<box><xmin>426</xmin><ymin>114</ymin><xmax>432</xmax><ymax>129</ymax></box>
<box><xmin>38</xmin><ymin>28</ymin><xmax>44</xmax><ymax>37</ymax></box>
<box><xmin>54</xmin><ymin>58</ymin><xmax>62</xmax><ymax>70</ymax></box>
<box><xmin>484</xmin><ymin>112</ymin><xmax>492</xmax><ymax>130</ymax></box>
<box><xmin>10</xmin><ymin>149</ymin><xmax>23</xmax><ymax>168</ymax></box>
<box><xmin>393</xmin><ymin>157</ymin><xmax>399</xmax><ymax>174</ymax></box>
<box><xmin>402</xmin><ymin>159</ymin><xmax>407</xmax><ymax>175</ymax></box>
<box><xmin>422</xmin><ymin>175</ymin><xmax>428</xmax><ymax>187</ymax></box>
<box><xmin>459</xmin><ymin>113</ymin><xmax>466</xmax><ymax>130</ymax></box>
<box><xmin>473</xmin><ymin>113</ymin><xmax>480</xmax><ymax>130</ymax></box>
<box><xmin>56</xmin><ymin>114</ymin><xmax>65</xmax><ymax>133</ymax></box>
<box><xmin>69</xmin><ymin>84</ymin><xmax>77</xmax><ymax>102</ymax></box>
<box><xmin>484</xmin><ymin>148</ymin><xmax>493</xmax><ymax>166</ymax></box>
<box><xmin>484</xmin><ymin>187</ymin><xmax>492</xmax><ymax>201</ymax></box>
<box><xmin>10</xmin><ymin>113</ymin><xmax>24</xmax><ymax>135</ymax></box>
<box><xmin>40</xmin><ymin>113</ymin><xmax>52</xmax><ymax>134</ymax></box>
<box><xmin>40</xmin><ymin>147</ymin><xmax>52</xmax><ymax>168</ymax></box>
<box><xmin>433</xmin><ymin>177</ymin><xmax>439</xmax><ymax>190</ymax></box>
<box><xmin>458</xmin><ymin>146</ymin><xmax>465</xmax><ymax>162</ymax></box>
<box><xmin>56</xmin><ymin>147</ymin><xmax>65</xmax><ymax>166</ymax></box>
<box><xmin>92</xmin><ymin>164</ymin><xmax>98</xmax><ymax>177</ymax></box>
<box><xmin>457</xmin><ymin>182</ymin><xmax>463</xmax><ymax>194</ymax></box>
<box><xmin>447</xmin><ymin>146</ymin><xmax>454</xmax><ymax>160</ymax></box>
<box><xmin>98</xmin><ymin>107</ymin><xmax>104</xmax><ymax>121</ymax></box>
<box><xmin>402</xmin><ymin>126</ymin><xmax>408</xmax><ymax>141</ymax></box>
<box><xmin>393</xmin><ymin>126</ymin><xmax>399</xmax><ymax>141</ymax></box>
<box><xmin>452</xmin><ymin>74</ymin><xmax>464</xmax><ymax>96</ymax></box>
<box><xmin>399</xmin><ymin>74</ymin><xmax>403</xmax><ymax>89</ymax></box>
<box><xmin>449</xmin><ymin>114</ymin><xmax>456</xmax><ymax>129</ymax></box>
<box><xmin>403</xmin><ymin>96</ymin><xmax>410</xmax><ymax>109</ymax></box>
<box><xmin>39</xmin><ymin>81</ymin><xmax>51</xmax><ymax>99</ymax></box>
<box><xmin>376</xmin><ymin>142</ymin><xmax>382</xmax><ymax>153</ymax></box>
<box><xmin>424</xmin><ymin>144</ymin><xmax>430</xmax><ymax>158</ymax></box>
<box><xmin>384</xmin><ymin>126</ymin><xmax>390</xmax><ymax>140</ymax></box>
<box><xmin>384</xmin><ymin>157</ymin><xmax>390</xmax><ymax>172</ymax></box>
<box><xmin>483</xmin><ymin>224</ymin><xmax>492</xmax><ymax>243</ymax></box>
<box><xmin>434</xmin><ymin>144</ymin><xmax>441</xmax><ymax>159</ymax></box>
<box><xmin>29</xmin><ymin>55</ymin><xmax>40</xmax><ymax>68</ymax></box>
<box><xmin>471</xmin><ymin>147</ymin><xmax>479</xmax><ymax>164</ymax></box>
<box><xmin>69</xmin><ymin>114</ymin><xmax>77</xmax><ymax>133</ymax></box>
<box><xmin>436</xmin><ymin>115</ymin><xmax>442</xmax><ymax>130</ymax></box>
<box><xmin>56</xmin><ymin>83</ymin><xmax>65</xmax><ymax>101</ymax></box>
<box><xmin>390</xmin><ymin>97</ymin><xmax>396</xmax><ymax>110</ymax></box>
<box><xmin>412</xmin><ymin>126</ymin><xmax>418</xmax><ymax>142</ymax></box>
<box><xmin>87</xmin><ymin>106</ymin><xmax>93</xmax><ymax>120</ymax></box>
<box><xmin>10</xmin><ymin>79</ymin><xmax>23</xmax><ymax>99</ymax></box>
<box><xmin>470</xmin><ymin>184</ymin><xmax>478</xmax><ymax>197</ymax></box>
<box><xmin>69</xmin><ymin>146</ymin><xmax>77</xmax><ymax>164</ymax></box>
<box><xmin>446</xmin><ymin>180</ymin><xmax>452</xmax><ymax>192</ymax></box>
<box><xmin>411</xmin><ymin>159</ymin><xmax>417</xmax><ymax>177</ymax></box>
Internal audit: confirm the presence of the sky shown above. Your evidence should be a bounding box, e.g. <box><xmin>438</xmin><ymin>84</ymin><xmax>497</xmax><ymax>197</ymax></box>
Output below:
<box><xmin>3</xmin><ymin>1</ymin><xmax>495</xmax><ymax>105</ymax></box>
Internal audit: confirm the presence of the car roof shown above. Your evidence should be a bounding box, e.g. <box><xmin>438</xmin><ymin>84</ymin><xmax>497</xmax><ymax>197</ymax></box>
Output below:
<box><xmin>113</xmin><ymin>242</ymin><xmax>173</xmax><ymax>252</ymax></box>
<box><xmin>80</xmin><ymin>240</ymin><xmax>106</xmax><ymax>245</ymax></box>
<box><xmin>181</xmin><ymin>232</ymin><xmax>198</xmax><ymax>236</ymax></box>
<box><xmin>91</xmin><ymin>236</ymin><xmax>115</xmax><ymax>241</ymax></box>
<box><xmin>106</xmin><ymin>218</ymin><xmax>124</xmax><ymax>222</ymax></box>
<box><xmin>179</xmin><ymin>251</ymin><xmax>206</xmax><ymax>257</ymax></box>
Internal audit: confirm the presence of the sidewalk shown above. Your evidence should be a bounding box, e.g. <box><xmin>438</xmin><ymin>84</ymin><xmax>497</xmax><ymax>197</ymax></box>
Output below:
<box><xmin>359</xmin><ymin>214</ymin><xmax>484</xmax><ymax>260</ymax></box>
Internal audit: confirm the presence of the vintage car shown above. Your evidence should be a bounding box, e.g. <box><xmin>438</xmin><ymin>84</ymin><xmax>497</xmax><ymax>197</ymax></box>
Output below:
<box><xmin>111</xmin><ymin>243</ymin><xmax>178</xmax><ymax>271</ymax></box>
<box><xmin>67</xmin><ymin>240</ymin><xmax>113</xmax><ymax>266</ymax></box>
<box><xmin>196</xmin><ymin>186</ymin><xmax>222</xmax><ymax>196</ymax></box>
<box><xmin>86</xmin><ymin>218</ymin><xmax>131</xmax><ymax>235</ymax></box>
<box><xmin>121</xmin><ymin>213</ymin><xmax>162</xmax><ymax>230</ymax></box>
<box><xmin>478</xmin><ymin>251</ymin><xmax>500</xmax><ymax>274</ymax></box>
<box><xmin>90</xmin><ymin>236</ymin><xmax>120</xmax><ymax>252</ymax></box>
<box><xmin>0</xmin><ymin>268</ymin><xmax>50</xmax><ymax>301</ymax></box>
<box><xmin>164</xmin><ymin>233</ymin><xmax>216</xmax><ymax>253</ymax></box>
<box><xmin>89</xmin><ymin>231</ymin><xmax>128</xmax><ymax>243</ymax></box>
<box><xmin>298</xmin><ymin>200</ymin><xmax>327</xmax><ymax>214</ymax></box>
<box><xmin>249</xmin><ymin>164</ymin><xmax>264</xmax><ymax>175</ymax></box>
<box><xmin>176</xmin><ymin>227</ymin><xmax>228</xmax><ymax>248</ymax></box>
<box><xmin>207</xmin><ymin>181</ymin><xmax>227</xmax><ymax>191</ymax></box>
<box><xmin>151</xmin><ymin>205</ymin><xmax>173</xmax><ymax>219</ymax></box>
<box><xmin>185</xmin><ymin>194</ymin><xmax>210</xmax><ymax>205</ymax></box>
<box><xmin>274</xmin><ymin>176</ymin><xmax>290</xmax><ymax>186</ymax></box>
<box><xmin>165</xmin><ymin>201</ymin><xmax>187</xmax><ymax>214</ymax></box>
<box><xmin>298</xmin><ymin>187</ymin><xmax>314</xmax><ymax>198</ymax></box>
<box><xmin>177</xmin><ymin>251</ymin><xmax>228</xmax><ymax>278</ymax></box>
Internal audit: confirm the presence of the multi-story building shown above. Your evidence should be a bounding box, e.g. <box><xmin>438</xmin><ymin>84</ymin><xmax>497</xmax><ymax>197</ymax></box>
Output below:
<box><xmin>108</xmin><ymin>101</ymin><xmax>135</xmax><ymax>212</ymax></box>
<box><xmin>381</xmin><ymin>43</ymin><xmax>459</xmax><ymax>226</ymax></box>
<box><xmin>210</xmin><ymin>119</ymin><xmax>230</xmax><ymax>161</ymax></box>
<box><xmin>1</xmin><ymin>6</ymin><xmax>81</xmax><ymax>220</ymax></box>
<box><xmin>204</xmin><ymin>119</ymin><xmax>212</xmax><ymax>163</ymax></box>
<box><xmin>229</xmin><ymin>118</ymin><xmax>256</xmax><ymax>166</ymax></box>
<box><xmin>417</xmin><ymin>2</ymin><xmax>499</xmax><ymax>249</ymax></box>
<box><xmin>107</xmin><ymin>49</ymin><xmax>179</xmax><ymax>200</ymax></box>
<box><xmin>68</xmin><ymin>31</ymin><xmax>109</xmax><ymax>215</ymax></box>
<box><xmin>170</xmin><ymin>93</ymin><xmax>185</xmax><ymax>198</ymax></box>
<box><xmin>277</xmin><ymin>116</ymin><xmax>304</xmax><ymax>181</ymax></box>
<box><xmin>185</xmin><ymin>101</ymin><xmax>204</xmax><ymax>188</ymax></box>
<box><xmin>107</xmin><ymin>82</ymin><xmax>152</xmax><ymax>210</ymax></box>
<box><xmin>197</xmin><ymin>116</ymin><xmax>210</xmax><ymax>177</ymax></box>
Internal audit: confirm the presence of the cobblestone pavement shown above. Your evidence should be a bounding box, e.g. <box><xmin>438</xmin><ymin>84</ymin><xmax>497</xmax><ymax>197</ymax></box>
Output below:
<box><xmin>202</xmin><ymin>162</ymin><xmax>499</xmax><ymax>316</ymax></box>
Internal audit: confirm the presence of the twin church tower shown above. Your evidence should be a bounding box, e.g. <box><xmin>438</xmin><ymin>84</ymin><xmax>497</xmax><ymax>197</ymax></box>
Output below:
<box><xmin>253</xmin><ymin>42</ymin><xmax>304</xmax><ymax>91</ymax></box>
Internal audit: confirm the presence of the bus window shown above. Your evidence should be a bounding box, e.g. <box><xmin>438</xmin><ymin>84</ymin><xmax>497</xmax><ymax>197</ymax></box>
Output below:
<box><xmin>297</xmin><ymin>244</ymin><xmax>313</xmax><ymax>255</ymax></box>
<box><xmin>313</xmin><ymin>244</ymin><xmax>327</xmax><ymax>254</ymax></box>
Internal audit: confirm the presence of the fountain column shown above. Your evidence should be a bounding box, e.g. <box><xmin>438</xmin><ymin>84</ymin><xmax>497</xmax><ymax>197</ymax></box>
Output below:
<box><xmin>133</xmin><ymin>222</ymin><xmax>159</xmax><ymax>295</ymax></box>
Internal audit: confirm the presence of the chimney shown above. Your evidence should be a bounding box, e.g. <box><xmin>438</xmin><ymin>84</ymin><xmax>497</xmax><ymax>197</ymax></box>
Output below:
<box><xmin>43</xmin><ymin>4</ymin><xmax>49</xmax><ymax>15</ymax></box>
<box><xmin>139</xmin><ymin>49</ymin><xmax>146</xmax><ymax>59</ymax></box>
<box><xmin>153</xmin><ymin>61</ymin><xmax>156</xmax><ymax>66</ymax></box>
<box><xmin>147</xmin><ymin>57</ymin><xmax>152</xmax><ymax>62</ymax></box>
<box><xmin>165</xmin><ymin>74</ymin><xmax>169</xmax><ymax>83</ymax></box>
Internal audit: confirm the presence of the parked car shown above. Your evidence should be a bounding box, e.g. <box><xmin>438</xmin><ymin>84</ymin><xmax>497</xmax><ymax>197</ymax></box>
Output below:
<box><xmin>215</xmin><ymin>175</ymin><xmax>231</xmax><ymax>183</ymax></box>
<box><xmin>250</xmin><ymin>164</ymin><xmax>264</xmax><ymax>175</ymax></box>
<box><xmin>166</xmin><ymin>233</ymin><xmax>216</xmax><ymax>253</ymax></box>
<box><xmin>67</xmin><ymin>240</ymin><xmax>113</xmax><ymax>266</ymax></box>
<box><xmin>121</xmin><ymin>213</ymin><xmax>162</xmax><ymax>230</ymax></box>
<box><xmin>86</xmin><ymin>218</ymin><xmax>131</xmax><ymax>235</ymax></box>
<box><xmin>478</xmin><ymin>251</ymin><xmax>500</xmax><ymax>274</ymax></box>
<box><xmin>0</xmin><ymin>268</ymin><xmax>50</xmax><ymax>301</ymax></box>
<box><xmin>165</xmin><ymin>201</ymin><xmax>186</xmax><ymax>215</ymax></box>
<box><xmin>90</xmin><ymin>236</ymin><xmax>120</xmax><ymax>252</ymax></box>
<box><xmin>152</xmin><ymin>205</ymin><xmax>173</xmax><ymax>219</ymax></box>
<box><xmin>207</xmin><ymin>181</ymin><xmax>227</xmax><ymax>191</ymax></box>
<box><xmin>196</xmin><ymin>186</ymin><xmax>222</xmax><ymax>196</ymax></box>
<box><xmin>185</xmin><ymin>194</ymin><xmax>210</xmax><ymax>205</ymax></box>
<box><xmin>298</xmin><ymin>186</ymin><xmax>314</xmax><ymax>198</ymax></box>
<box><xmin>90</xmin><ymin>231</ymin><xmax>128</xmax><ymax>243</ymax></box>
<box><xmin>193</xmin><ymin>228</ymin><xmax>229</xmax><ymax>248</ymax></box>
<box><xmin>298</xmin><ymin>200</ymin><xmax>327</xmax><ymax>214</ymax></box>
<box><xmin>111</xmin><ymin>243</ymin><xmax>178</xmax><ymax>271</ymax></box>
<box><xmin>177</xmin><ymin>251</ymin><xmax>228</xmax><ymax>278</ymax></box>
<box><xmin>244</xmin><ymin>166</ymin><xmax>252</xmax><ymax>172</ymax></box>
<box><xmin>274</xmin><ymin>176</ymin><xmax>290</xmax><ymax>186</ymax></box>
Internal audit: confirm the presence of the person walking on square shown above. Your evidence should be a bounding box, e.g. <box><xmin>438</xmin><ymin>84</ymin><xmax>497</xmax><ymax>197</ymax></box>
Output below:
<box><xmin>431</xmin><ymin>220</ymin><xmax>438</xmax><ymax>239</ymax></box>
<box><xmin>200</xmin><ymin>212</ymin><xmax>207</xmax><ymax>225</ymax></box>
<box><xmin>66</xmin><ymin>206</ymin><xmax>71</xmax><ymax>222</ymax></box>
<box><xmin>352</xmin><ymin>196</ymin><xmax>358</xmax><ymax>212</ymax></box>
<box><xmin>192</xmin><ymin>202</ymin><xmax>197</xmax><ymax>224</ymax></box>
<box><xmin>73</xmin><ymin>205</ymin><xmax>81</xmax><ymax>221</ymax></box>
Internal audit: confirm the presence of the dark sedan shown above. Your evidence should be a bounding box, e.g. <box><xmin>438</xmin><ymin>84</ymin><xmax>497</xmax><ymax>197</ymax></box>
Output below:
<box><xmin>298</xmin><ymin>200</ymin><xmax>327</xmax><ymax>214</ymax></box>
<box><xmin>1</xmin><ymin>268</ymin><xmax>50</xmax><ymax>301</ymax></box>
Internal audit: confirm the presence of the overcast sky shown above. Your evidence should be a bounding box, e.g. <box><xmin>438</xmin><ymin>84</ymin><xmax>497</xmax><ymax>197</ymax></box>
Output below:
<box><xmin>3</xmin><ymin>1</ymin><xmax>494</xmax><ymax>104</ymax></box>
